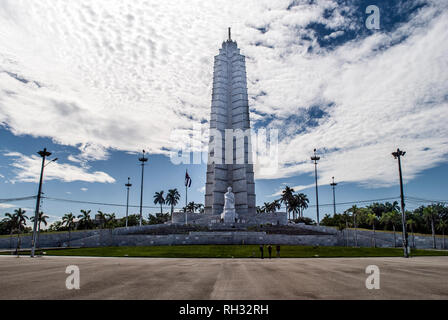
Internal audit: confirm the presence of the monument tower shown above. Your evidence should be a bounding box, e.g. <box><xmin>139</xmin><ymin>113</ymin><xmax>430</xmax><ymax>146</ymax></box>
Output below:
<box><xmin>205</xmin><ymin>28</ymin><xmax>256</xmax><ymax>218</ymax></box>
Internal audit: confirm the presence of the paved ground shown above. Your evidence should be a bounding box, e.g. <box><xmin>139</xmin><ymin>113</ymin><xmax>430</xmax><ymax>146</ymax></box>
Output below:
<box><xmin>0</xmin><ymin>255</ymin><xmax>447</xmax><ymax>299</ymax></box>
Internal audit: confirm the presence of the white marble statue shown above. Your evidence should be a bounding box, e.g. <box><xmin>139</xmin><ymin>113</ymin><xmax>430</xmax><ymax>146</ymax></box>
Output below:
<box><xmin>221</xmin><ymin>186</ymin><xmax>238</xmax><ymax>223</ymax></box>
<box><xmin>224</xmin><ymin>187</ymin><xmax>235</xmax><ymax>209</ymax></box>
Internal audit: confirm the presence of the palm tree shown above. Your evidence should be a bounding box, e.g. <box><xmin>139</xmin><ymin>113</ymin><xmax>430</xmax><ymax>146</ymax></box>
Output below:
<box><xmin>337</xmin><ymin>222</ymin><xmax>346</xmax><ymax>245</ymax></box>
<box><xmin>96</xmin><ymin>210</ymin><xmax>107</xmax><ymax>229</ymax></box>
<box><xmin>270</xmin><ymin>200</ymin><xmax>281</xmax><ymax>213</ymax></box>
<box><xmin>297</xmin><ymin>193</ymin><xmax>309</xmax><ymax>218</ymax></box>
<box><xmin>3</xmin><ymin>212</ymin><xmax>18</xmax><ymax>251</ymax></box>
<box><xmin>14</xmin><ymin>208</ymin><xmax>28</xmax><ymax>254</ymax></box>
<box><xmin>423</xmin><ymin>206</ymin><xmax>437</xmax><ymax>249</ymax></box>
<box><xmin>77</xmin><ymin>209</ymin><xmax>92</xmax><ymax>230</ymax></box>
<box><xmin>342</xmin><ymin>212</ymin><xmax>351</xmax><ymax>247</ymax></box>
<box><xmin>194</xmin><ymin>203</ymin><xmax>204</xmax><ymax>213</ymax></box>
<box><xmin>407</xmin><ymin>218</ymin><xmax>417</xmax><ymax>248</ymax></box>
<box><xmin>105</xmin><ymin>213</ymin><xmax>117</xmax><ymax>229</ymax></box>
<box><xmin>347</xmin><ymin>205</ymin><xmax>359</xmax><ymax>247</ymax></box>
<box><xmin>166</xmin><ymin>189</ymin><xmax>181</xmax><ymax>222</ymax></box>
<box><xmin>262</xmin><ymin>202</ymin><xmax>274</xmax><ymax>213</ymax></box>
<box><xmin>280</xmin><ymin>186</ymin><xmax>294</xmax><ymax>220</ymax></box>
<box><xmin>62</xmin><ymin>213</ymin><xmax>76</xmax><ymax>247</ymax></box>
<box><xmin>31</xmin><ymin>212</ymin><xmax>49</xmax><ymax>249</ymax></box>
<box><xmin>289</xmin><ymin>196</ymin><xmax>300</xmax><ymax>220</ymax></box>
<box><xmin>437</xmin><ymin>220</ymin><xmax>447</xmax><ymax>250</ymax></box>
<box><xmin>153</xmin><ymin>191</ymin><xmax>165</xmax><ymax>214</ymax></box>
<box><xmin>186</xmin><ymin>201</ymin><xmax>196</xmax><ymax>213</ymax></box>
<box><xmin>381</xmin><ymin>211</ymin><xmax>401</xmax><ymax>247</ymax></box>
<box><xmin>366</xmin><ymin>212</ymin><xmax>378</xmax><ymax>248</ymax></box>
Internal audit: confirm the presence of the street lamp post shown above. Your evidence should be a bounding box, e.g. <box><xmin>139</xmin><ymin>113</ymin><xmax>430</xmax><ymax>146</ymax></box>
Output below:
<box><xmin>125</xmin><ymin>177</ymin><xmax>132</xmax><ymax>228</ymax></box>
<box><xmin>330</xmin><ymin>176</ymin><xmax>337</xmax><ymax>215</ymax></box>
<box><xmin>31</xmin><ymin>148</ymin><xmax>51</xmax><ymax>258</ymax></box>
<box><xmin>138</xmin><ymin>150</ymin><xmax>148</xmax><ymax>226</ymax></box>
<box><xmin>392</xmin><ymin>148</ymin><xmax>409</xmax><ymax>258</ymax></box>
<box><xmin>311</xmin><ymin>149</ymin><xmax>321</xmax><ymax>225</ymax></box>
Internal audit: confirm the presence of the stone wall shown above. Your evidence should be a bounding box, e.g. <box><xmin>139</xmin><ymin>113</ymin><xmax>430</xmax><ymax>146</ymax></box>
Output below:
<box><xmin>172</xmin><ymin>211</ymin><xmax>288</xmax><ymax>226</ymax></box>
<box><xmin>65</xmin><ymin>231</ymin><xmax>338</xmax><ymax>247</ymax></box>
<box><xmin>337</xmin><ymin>227</ymin><xmax>446</xmax><ymax>249</ymax></box>
<box><xmin>1</xmin><ymin>224</ymin><xmax>445</xmax><ymax>250</ymax></box>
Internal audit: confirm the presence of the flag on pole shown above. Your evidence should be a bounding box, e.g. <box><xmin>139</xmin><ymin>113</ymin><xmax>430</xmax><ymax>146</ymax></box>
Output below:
<box><xmin>185</xmin><ymin>170</ymin><xmax>192</xmax><ymax>187</ymax></box>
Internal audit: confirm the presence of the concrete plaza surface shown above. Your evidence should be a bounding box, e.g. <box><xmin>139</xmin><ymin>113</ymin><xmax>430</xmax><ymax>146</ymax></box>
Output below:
<box><xmin>0</xmin><ymin>256</ymin><xmax>447</xmax><ymax>299</ymax></box>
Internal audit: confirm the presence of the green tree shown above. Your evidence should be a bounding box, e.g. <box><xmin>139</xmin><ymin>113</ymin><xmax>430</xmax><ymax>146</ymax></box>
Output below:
<box><xmin>381</xmin><ymin>211</ymin><xmax>401</xmax><ymax>247</ymax></box>
<box><xmin>96</xmin><ymin>210</ymin><xmax>107</xmax><ymax>229</ymax></box>
<box><xmin>62</xmin><ymin>213</ymin><xmax>76</xmax><ymax>247</ymax></box>
<box><xmin>437</xmin><ymin>219</ymin><xmax>447</xmax><ymax>250</ymax></box>
<box><xmin>407</xmin><ymin>218</ymin><xmax>417</xmax><ymax>248</ymax></box>
<box><xmin>153</xmin><ymin>191</ymin><xmax>165</xmax><ymax>214</ymax></box>
<box><xmin>2</xmin><ymin>212</ymin><xmax>18</xmax><ymax>250</ymax></box>
<box><xmin>288</xmin><ymin>196</ymin><xmax>300</xmax><ymax>218</ymax></box>
<box><xmin>186</xmin><ymin>201</ymin><xmax>197</xmax><ymax>213</ymax></box>
<box><xmin>271</xmin><ymin>200</ymin><xmax>281</xmax><ymax>213</ymax></box>
<box><xmin>261</xmin><ymin>202</ymin><xmax>269</xmax><ymax>213</ymax></box>
<box><xmin>346</xmin><ymin>205</ymin><xmax>360</xmax><ymax>247</ymax></box>
<box><xmin>366</xmin><ymin>212</ymin><xmax>378</xmax><ymax>248</ymax></box>
<box><xmin>423</xmin><ymin>206</ymin><xmax>437</xmax><ymax>249</ymax></box>
<box><xmin>280</xmin><ymin>186</ymin><xmax>295</xmax><ymax>220</ymax></box>
<box><xmin>14</xmin><ymin>208</ymin><xmax>28</xmax><ymax>254</ymax></box>
<box><xmin>147</xmin><ymin>212</ymin><xmax>170</xmax><ymax>225</ymax></box>
<box><xmin>77</xmin><ymin>209</ymin><xmax>92</xmax><ymax>230</ymax></box>
<box><xmin>30</xmin><ymin>212</ymin><xmax>49</xmax><ymax>249</ymax></box>
<box><xmin>194</xmin><ymin>203</ymin><xmax>204</xmax><ymax>213</ymax></box>
<box><xmin>49</xmin><ymin>220</ymin><xmax>63</xmax><ymax>232</ymax></box>
<box><xmin>296</xmin><ymin>193</ymin><xmax>309</xmax><ymax>218</ymax></box>
<box><xmin>105</xmin><ymin>213</ymin><xmax>117</xmax><ymax>229</ymax></box>
<box><xmin>166</xmin><ymin>189</ymin><xmax>181</xmax><ymax>222</ymax></box>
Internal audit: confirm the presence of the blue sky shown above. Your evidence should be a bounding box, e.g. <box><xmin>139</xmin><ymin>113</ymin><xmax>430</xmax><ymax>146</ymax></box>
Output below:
<box><xmin>0</xmin><ymin>0</ymin><xmax>447</xmax><ymax>225</ymax></box>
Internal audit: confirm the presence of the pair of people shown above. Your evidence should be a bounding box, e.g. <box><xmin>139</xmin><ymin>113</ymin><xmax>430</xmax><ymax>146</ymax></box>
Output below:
<box><xmin>259</xmin><ymin>244</ymin><xmax>280</xmax><ymax>259</ymax></box>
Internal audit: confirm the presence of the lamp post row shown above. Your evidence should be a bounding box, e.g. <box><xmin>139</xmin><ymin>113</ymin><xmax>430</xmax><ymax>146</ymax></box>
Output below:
<box><xmin>311</xmin><ymin>147</ymin><xmax>409</xmax><ymax>258</ymax></box>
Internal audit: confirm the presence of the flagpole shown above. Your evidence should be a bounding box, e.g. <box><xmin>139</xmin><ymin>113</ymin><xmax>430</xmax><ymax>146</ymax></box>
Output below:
<box><xmin>185</xmin><ymin>183</ymin><xmax>188</xmax><ymax>225</ymax></box>
<box><xmin>185</xmin><ymin>170</ymin><xmax>188</xmax><ymax>225</ymax></box>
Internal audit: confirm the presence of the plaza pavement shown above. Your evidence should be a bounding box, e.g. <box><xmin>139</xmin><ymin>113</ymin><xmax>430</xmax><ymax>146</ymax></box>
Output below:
<box><xmin>0</xmin><ymin>255</ymin><xmax>447</xmax><ymax>299</ymax></box>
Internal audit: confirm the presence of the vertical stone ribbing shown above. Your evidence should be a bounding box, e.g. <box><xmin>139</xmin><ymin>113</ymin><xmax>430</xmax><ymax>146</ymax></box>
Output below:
<box><xmin>205</xmin><ymin>38</ymin><xmax>256</xmax><ymax>218</ymax></box>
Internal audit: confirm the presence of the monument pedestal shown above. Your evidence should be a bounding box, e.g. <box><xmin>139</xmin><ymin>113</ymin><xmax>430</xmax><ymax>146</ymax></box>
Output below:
<box><xmin>221</xmin><ymin>208</ymin><xmax>238</xmax><ymax>224</ymax></box>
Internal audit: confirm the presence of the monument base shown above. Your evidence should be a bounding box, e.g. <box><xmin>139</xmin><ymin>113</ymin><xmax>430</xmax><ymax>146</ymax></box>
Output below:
<box><xmin>221</xmin><ymin>209</ymin><xmax>238</xmax><ymax>224</ymax></box>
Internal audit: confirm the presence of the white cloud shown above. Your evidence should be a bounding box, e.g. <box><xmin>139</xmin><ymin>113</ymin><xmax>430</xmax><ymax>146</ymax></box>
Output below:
<box><xmin>80</xmin><ymin>187</ymin><xmax>88</xmax><ymax>192</ymax></box>
<box><xmin>0</xmin><ymin>0</ymin><xmax>446</xmax><ymax>189</ymax></box>
<box><xmin>197</xmin><ymin>186</ymin><xmax>206</xmax><ymax>194</ymax></box>
<box><xmin>5</xmin><ymin>152</ymin><xmax>115</xmax><ymax>184</ymax></box>
<box><xmin>0</xmin><ymin>203</ymin><xmax>15</xmax><ymax>209</ymax></box>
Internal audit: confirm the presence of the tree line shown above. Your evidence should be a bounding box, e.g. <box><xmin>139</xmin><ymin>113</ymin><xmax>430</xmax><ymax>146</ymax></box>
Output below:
<box><xmin>320</xmin><ymin>202</ymin><xmax>448</xmax><ymax>249</ymax></box>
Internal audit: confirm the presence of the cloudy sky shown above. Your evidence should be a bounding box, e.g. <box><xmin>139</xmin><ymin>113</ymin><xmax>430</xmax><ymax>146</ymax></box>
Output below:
<box><xmin>0</xmin><ymin>0</ymin><xmax>447</xmax><ymax>224</ymax></box>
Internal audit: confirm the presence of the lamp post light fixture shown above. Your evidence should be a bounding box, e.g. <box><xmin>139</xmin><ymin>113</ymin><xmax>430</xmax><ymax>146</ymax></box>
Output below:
<box><xmin>125</xmin><ymin>177</ymin><xmax>132</xmax><ymax>228</ymax></box>
<box><xmin>330</xmin><ymin>176</ymin><xmax>337</xmax><ymax>215</ymax></box>
<box><xmin>311</xmin><ymin>149</ymin><xmax>321</xmax><ymax>225</ymax></box>
<box><xmin>392</xmin><ymin>148</ymin><xmax>410</xmax><ymax>258</ymax></box>
<box><xmin>31</xmin><ymin>148</ymin><xmax>56</xmax><ymax>258</ymax></box>
<box><xmin>138</xmin><ymin>150</ymin><xmax>148</xmax><ymax>226</ymax></box>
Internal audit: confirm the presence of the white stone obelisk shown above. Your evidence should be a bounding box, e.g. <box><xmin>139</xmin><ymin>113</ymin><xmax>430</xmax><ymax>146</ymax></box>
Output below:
<box><xmin>205</xmin><ymin>29</ymin><xmax>256</xmax><ymax>219</ymax></box>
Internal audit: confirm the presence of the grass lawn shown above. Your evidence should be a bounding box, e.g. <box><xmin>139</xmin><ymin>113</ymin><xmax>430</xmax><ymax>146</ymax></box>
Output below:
<box><xmin>1</xmin><ymin>245</ymin><xmax>448</xmax><ymax>258</ymax></box>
